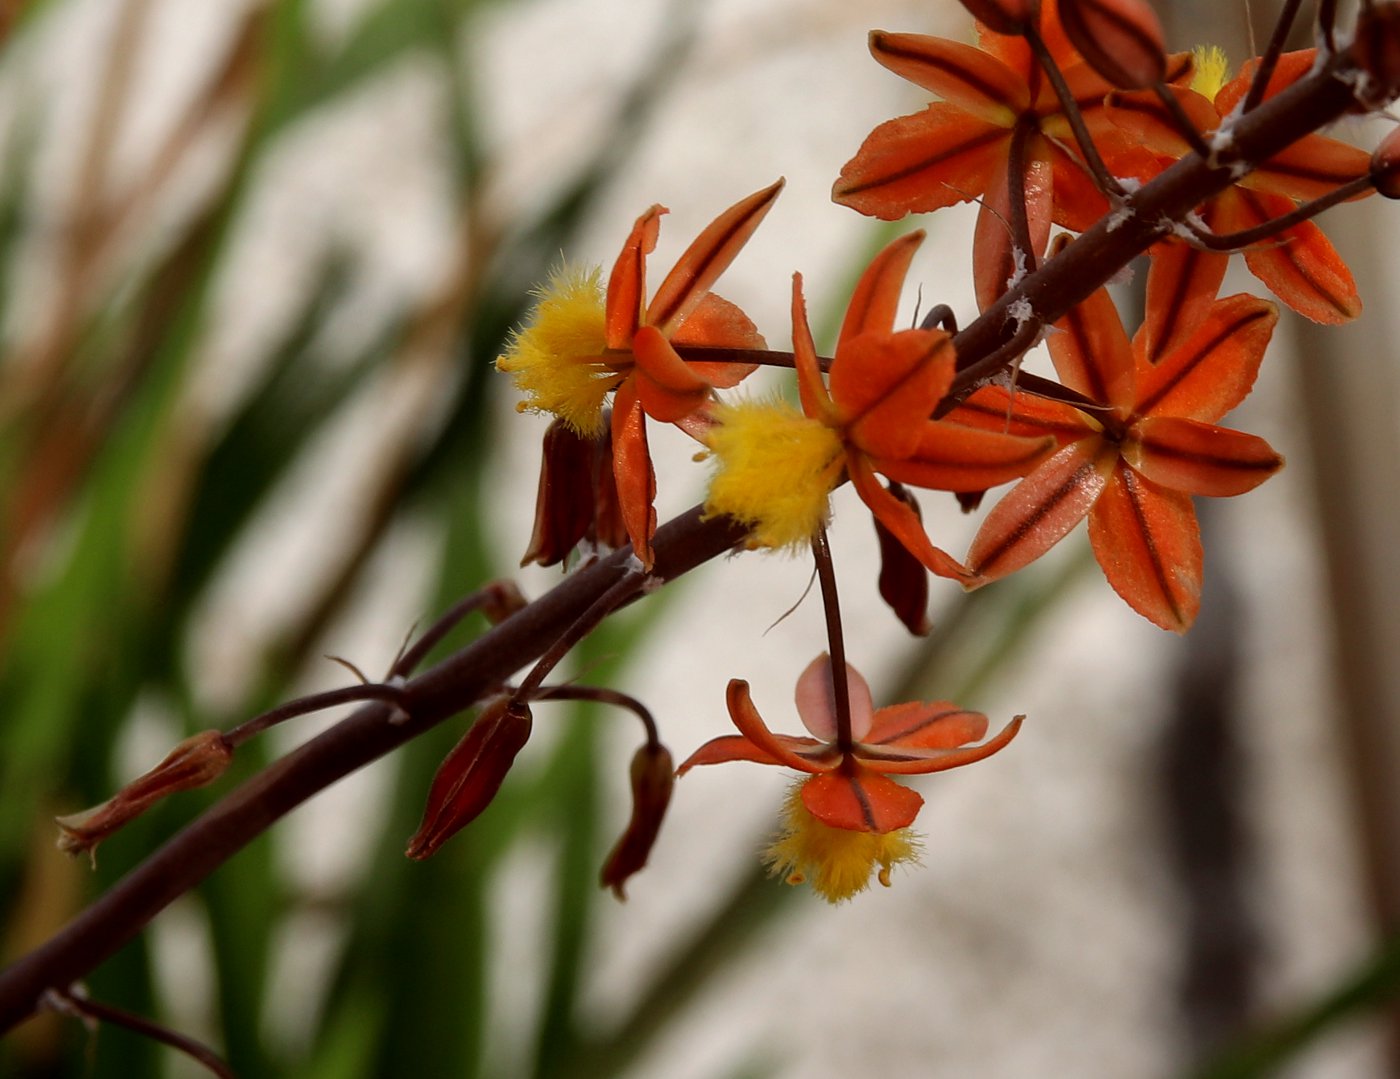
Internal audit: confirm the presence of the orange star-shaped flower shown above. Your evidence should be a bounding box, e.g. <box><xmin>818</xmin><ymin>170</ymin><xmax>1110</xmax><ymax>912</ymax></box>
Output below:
<box><xmin>832</xmin><ymin>0</ymin><xmax>1176</xmax><ymax>308</ymax></box>
<box><xmin>948</xmin><ymin>285</ymin><xmax>1283</xmax><ymax>632</ymax></box>
<box><xmin>500</xmin><ymin>181</ymin><xmax>782</xmax><ymax>566</ymax></box>
<box><xmin>1107</xmin><ymin>49</ymin><xmax>1370</xmax><ymax>357</ymax></box>
<box><xmin>678</xmin><ymin>654</ymin><xmax>1022</xmax><ymax>901</ymax></box>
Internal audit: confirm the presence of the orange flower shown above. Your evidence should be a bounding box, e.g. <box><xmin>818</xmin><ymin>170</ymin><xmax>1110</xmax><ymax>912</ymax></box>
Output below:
<box><xmin>1107</xmin><ymin>49</ymin><xmax>1370</xmax><ymax>357</ymax></box>
<box><xmin>500</xmin><ymin>181</ymin><xmax>782</xmax><ymax>566</ymax></box>
<box><xmin>832</xmin><ymin>0</ymin><xmax>1174</xmax><ymax>307</ymax></box>
<box><xmin>678</xmin><ymin>654</ymin><xmax>1022</xmax><ymax>902</ymax></box>
<box><xmin>948</xmin><ymin>285</ymin><xmax>1283</xmax><ymax>632</ymax></box>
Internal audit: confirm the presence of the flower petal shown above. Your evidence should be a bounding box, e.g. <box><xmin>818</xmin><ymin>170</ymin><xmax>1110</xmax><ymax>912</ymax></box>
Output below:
<box><xmin>631</xmin><ymin>325</ymin><xmax>712</xmax><ymax>422</ymax></box>
<box><xmin>1125</xmin><ymin>415</ymin><xmax>1283</xmax><ymax>496</ymax></box>
<box><xmin>973</xmin><ymin>140</ymin><xmax>1052</xmax><ymax>310</ymax></box>
<box><xmin>675</xmin><ymin>732</ymin><xmax>822</xmax><ymax>773</ymax></box>
<box><xmin>966</xmin><ymin>438</ymin><xmax>1116</xmax><ymax>581</ymax></box>
<box><xmin>800</xmin><ymin>767</ymin><xmax>925</xmax><ymax>833</ymax></box>
<box><xmin>791</xmin><ymin>272</ymin><xmax>838</xmax><ymax>424</ymax></box>
<box><xmin>1049</xmin><ymin>284</ymin><xmax>1136</xmax><ymax>409</ymax></box>
<box><xmin>605</xmin><ymin>205</ymin><xmax>663</xmax><ymax>350</ymax></box>
<box><xmin>834</xmin><ymin>330</ymin><xmax>956</xmax><ymax>460</ymax></box>
<box><xmin>856</xmin><ymin>715</ymin><xmax>1023</xmax><ymax>774</ymax></box>
<box><xmin>1088</xmin><ymin>461</ymin><xmax>1202</xmax><ymax>632</ymax></box>
<box><xmin>610</xmin><ymin>379</ymin><xmax>657</xmax><ymax>568</ymax></box>
<box><xmin>837</xmin><ymin>230</ymin><xmax>924</xmax><ymax>348</ymax></box>
<box><xmin>1136</xmin><ymin>233</ymin><xmax>1229</xmax><ymax>365</ymax></box>
<box><xmin>873</xmin><ymin>480</ymin><xmax>932</xmax><ymax>635</ymax></box>
<box><xmin>673</xmin><ymin>292</ymin><xmax>764</xmax><ymax>386</ymax></box>
<box><xmin>868</xmin><ymin>30</ymin><xmax>1030</xmax><ymax>123</ymax></box>
<box><xmin>865</xmin><ymin>701</ymin><xmax>988</xmax><ymax>748</ymax></box>
<box><xmin>849</xmin><ymin>455</ymin><xmax>972</xmax><ymax>581</ymax></box>
<box><xmin>1243</xmin><ymin>133</ymin><xmax>1374</xmax><ymax>203</ymax></box>
<box><xmin>878</xmin><ymin>422</ymin><xmax>1055</xmax><ymax>491</ymax></box>
<box><xmin>795</xmin><ymin>652</ymin><xmax>875</xmax><ymax>742</ymax></box>
<box><xmin>1135</xmin><ymin>292</ymin><xmax>1277</xmax><ymax>421</ymax></box>
<box><xmin>647</xmin><ymin>179</ymin><xmax>784</xmax><ymax>337</ymax></box>
<box><xmin>834</xmin><ymin>104</ymin><xmax>1008</xmax><ymax>221</ymax></box>
<box><xmin>1103</xmin><ymin>85</ymin><xmax>1217</xmax><ymax>159</ymax></box>
<box><xmin>725</xmin><ymin>678</ymin><xmax>830</xmax><ymax>774</ymax></box>
<box><xmin>943</xmin><ymin>384</ymin><xmax>1094</xmax><ymax>442</ymax></box>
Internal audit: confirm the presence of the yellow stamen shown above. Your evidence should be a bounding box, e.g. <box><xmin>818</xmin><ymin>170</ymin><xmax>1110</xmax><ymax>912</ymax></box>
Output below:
<box><xmin>764</xmin><ymin>782</ymin><xmax>921</xmax><ymax>904</ymax></box>
<box><xmin>1190</xmin><ymin>45</ymin><xmax>1231</xmax><ymax>101</ymax></box>
<box><xmin>703</xmin><ymin>398</ymin><xmax>844</xmax><ymax>552</ymax></box>
<box><xmin>497</xmin><ymin>263</ymin><xmax>614</xmax><ymax>437</ymax></box>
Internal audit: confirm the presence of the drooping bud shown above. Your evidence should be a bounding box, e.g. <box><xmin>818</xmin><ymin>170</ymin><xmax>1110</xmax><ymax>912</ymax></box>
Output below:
<box><xmin>1058</xmin><ymin>0</ymin><xmax>1167</xmax><ymax>89</ymax></box>
<box><xmin>1372</xmin><ymin>126</ymin><xmax>1400</xmax><ymax>199</ymax></box>
<box><xmin>56</xmin><ymin>730</ymin><xmax>234</xmax><ymax>864</ymax></box>
<box><xmin>957</xmin><ymin>0</ymin><xmax>1038</xmax><ymax>35</ymax></box>
<box><xmin>873</xmin><ymin>481</ymin><xmax>932</xmax><ymax>636</ymax></box>
<box><xmin>405</xmin><ymin>699</ymin><xmax>532</xmax><ymax>860</ymax></box>
<box><xmin>1352</xmin><ymin>3</ymin><xmax>1400</xmax><ymax>110</ymax></box>
<box><xmin>481</xmin><ymin>580</ymin><xmax>528</xmax><ymax>625</ymax></box>
<box><xmin>521</xmin><ymin>416</ymin><xmax>627</xmax><ymax>568</ymax></box>
<box><xmin>599</xmin><ymin>742</ymin><xmax>675</xmax><ymax>900</ymax></box>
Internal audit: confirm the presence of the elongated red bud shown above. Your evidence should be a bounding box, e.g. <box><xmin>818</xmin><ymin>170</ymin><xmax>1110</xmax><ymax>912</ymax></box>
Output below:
<box><xmin>56</xmin><ymin>730</ymin><xmax>234</xmax><ymax>864</ymax></box>
<box><xmin>522</xmin><ymin>420</ymin><xmax>597</xmax><ymax>567</ymax></box>
<box><xmin>1059</xmin><ymin>0</ymin><xmax>1166</xmax><ymax>89</ymax></box>
<box><xmin>599</xmin><ymin>743</ymin><xmax>674</xmax><ymax>900</ymax></box>
<box><xmin>406</xmin><ymin>699</ymin><xmax>532</xmax><ymax>860</ymax></box>
<box><xmin>874</xmin><ymin>481</ymin><xmax>932</xmax><ymax>636</ymax></box>
<box><xmin>1352</xmin><ymin>3</ymin><xmax>1400</xmax><ymax>110</ymax></box>
<box><xmin>1373</xmin><ymin>126</ymin><xmax>1400</xmax><ymax>199</ymax></box>
<box><xmin>957</xmin><ymin>0</ymin><xmax>1037</xmax><ymax>35</ymax></box>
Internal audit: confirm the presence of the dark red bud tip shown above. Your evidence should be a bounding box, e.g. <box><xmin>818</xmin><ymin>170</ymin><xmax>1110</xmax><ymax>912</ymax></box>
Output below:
<box><xmin>1372</xmin><ymin>127</ymin><xmax>1400</xmax><ymax>198</ymax></box>
<box><xmin>958</xmin><ymin>0</ymin><xmax>1038</xmax><ymax>35</ymax></box>
<box><xmin>1059</xmin><ymin>0</ymin><xmax>1166</xmax><ymax>89</ymax></box>
<box><xmin>873</xmin><ymin>481</ymin><xmax>932</xmax><ymax>636</ymax></box>
<box><xmin>599</xmin><ymin>743</ymin><xmax>675</xmax><ymax>901</ymax></box>
<box><xmin>405</xmin><ymin>699</ymin><xmax>532</xmax><ymax>860</ymax></box>
<box><xmin>482</xmin><ymin>581</ymin><xmax>528</xmax><ymax>624</ymax></box>
<box><xmin>56</xmin><ymin>730</ymin><xmax>234</xmax><ymax>863</ymax></box>
<box><xmin>1352</xmin><ymin>3</ymin><xmax>1400</xmax><ymax>110</ymax></box>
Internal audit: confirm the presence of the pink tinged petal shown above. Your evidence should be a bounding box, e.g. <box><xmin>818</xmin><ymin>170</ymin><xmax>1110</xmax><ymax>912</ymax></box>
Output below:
<box><xmin>795</xmin><ymin>653</ymin><xmax>875</xmax><ymax>742</ymax></box>
<box><xmin>974</xmin><ymin>141</ymin><xmax>1052</xmax><ymax>311</ymax></box>
<box><xmin>833</xmin><ymin>105</ymin><xmax>1008</xmax><ymax>221</ymax></box>
<box><xmin>675</xmin><ymin>732</ymin><xmax>822</xmax><ymax>773</ymax></box>
<box><xmin>1135</xmin><ymin>292</ymin><xmax>1277</xmax><ymax>422</ymax></box>
<box><xmin>878</xmin><ymin>422</ymin><xmax>1055</xmax><ymax>491</ymax></box>
<box><xmin>838</xmin><ymin>231</ymin><xmax>924</xmax><ymax>348</ymax></box>
<box><xmin>647</xmin><ymin>179</ymin><xmax>784</xmax><ymax>337</ymax></box>
<box><xmin>1049</xmin><ymin>285</ymin><xmax>1136</xmax><ymax>409</ymax></box>
<box><xmin>1217</xmin><ymin>189</ymin><xmax>1360</xmax><ymax>324</ymax></box>
<box><xmin>1125</xmin><ymin>416</ymin><xmax>1283</xmax><ymax>496</ymax></box>
<box><xmin>1137</xmin><ymin>232</ymin><xmax>1229</xmax><ymax>364</ymax></box>
<box><xmin>631</xmin><ymin>326</ymin><xmax>712</xmax><ymax>423</ymax></box>
<box><xmin>849</xmin><ymin>456</ymin><xmax>973</xmax><ymax>581</ymax></box>
<box><xmin>943</xmin><ymin>384</ymin><xmax>1096</xmax><ymax>442</ymax></box>
<box><xmin>791</xmin><ymin>273</ymin><xmax>838</xmax><ymax>424</ymax></box>
<box><xmin>834</xmin><ymin>331</ymin><xmax>956</xmax><ymax>460</ymax></box>
<box><xmin>966</xmin><ymin>438</ymin><xmax>1117</xmax><ymax>581</ymax></box>
<box><xmin>606</xmin><ymin>205</ymin><xmax>664</xmax><ymax>350</ymax></box>
<box><xmin>610</xmin><ymin>380</ymin><xmax>657</xmax><ymax>569</ymax></box>
<box><xmin>856</xmin><ymin>715</ymin><xmax>1024</xmax><ymax>775</ymax></box>
<box><xmin>800</xmin><ymin>768</ymin><xmax>925</xmax><ymax>833</ymax></box>
<box><xmin>868</xmin><ymin>30</ymin><xmax>1030</xmax><ymax>123</ymax></box>
<box><xmin>673</xmin><ymin>293</ymin><xmax>764</xmax><ymax>387</ymax></box>
<box><xmin>725</xmin><ymin>679</ymin><xmax>831</xmax><ymax>774</ymax></box>
<box><xmin>865</xmin><ymin>701</ymin><xmax>989</xmax><ymax>749</ymax></box>
<box><xmin>1089</xmin><ymin>462</ymin><xmax>1202</xmax><ymax>632</ymax></box>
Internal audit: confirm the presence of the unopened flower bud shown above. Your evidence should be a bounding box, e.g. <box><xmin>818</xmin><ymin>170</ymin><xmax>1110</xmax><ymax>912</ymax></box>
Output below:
<box><xmin>481</xmin><ymin>580</ymin><xmax>528</xmax><ymax>625</ymax></box>
<box><xmin>599</xmin><ymin>743</ymin><xmax>674</xmax><ymax>900</ymax></box>
<box><xmin>1059</xmin><ymin>0</ymin><xmax>1167</xmax><ymax>89</ymax></box>
<box><xmin>873</xmin><ymin>481</ymin><xmax>931</xmax><ymax>636</ymax></box>
<box><xmin>956</xmin><ymin>0</ymin><xmax>1037</xmax><ymax>35</ymax></box>
<box><xmin>1352</xmin><ymin>3</ymin><xmax>1400</xmax><ymax>110</ymax></box>
<box><xmin>1372</xmin><ymin>126</ymin><xmax>1400</xmax><ymax>199</ymax></box>
<box><xmin>521</xmin><ymin>416</ymin><xmax>627</xmax><ymax>568</ymax></box>
<box><xmin>55</xmin><ymin>730</ymin><xmax>233</xmax><ymax>863</ymax></box>
<box><xmin>405</xmin><ymin>699</ymin><xmax>532</xmax><ymax>860</ymax></box>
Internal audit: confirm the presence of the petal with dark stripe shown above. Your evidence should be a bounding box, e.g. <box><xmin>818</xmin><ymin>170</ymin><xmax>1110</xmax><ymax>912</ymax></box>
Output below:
<box><xmin>674</xmin><ymin>732</ymin><xmax>821</xmax><ymax>773</ymax></box>
<box><xmin>974</xmin><ymin>142</ymin><xmax>1052</xmax><ymax>310</ymax></box>
<box><xmin>1125</xmin><ymin>415</ymin><xmax>1283</xmax><ymax>496</ymax></box>
<box><xmin>1049</xmin><ymin>284</ymin><xmax>1136</xmax><ymax>409</ymax></box>
<box><xmin>1103</xmin><ymin>85</ymin><xmax>1217</xmax><ymax>159</ymax></box>
<box><xmin>837</xmin><ymin>230</ymin><xmax>924</xmax><ymax>348</ymax></box>
<box><xmin>723</xmin><ymin>679</ymin><xmax>831</xmax><ymax>774</ymax></box>
<box><xmin>868</xmin><ymin>30</ymin><xmax>1029</xmax><ymax>123</ymax></box>
<box><xmin>631</xmin><ymin>326</ymin><xmax>712</xmax><ymax>423</ymax></box>
<box><xmin>855</xmin><ymin>716</ymin><xmax>1023</xmax><ymax>775</ymax></box>
<box><xmin>1137</xmin><ymin>232</ymin><xmax>1229</xmax><ymax>364</ymax></box>
<box><xmin>610</xmin><ymin>379</ymin><xmax>657</xmax><ymax>568</ymax></box>
<box><xmin>865</xmin><ymin>701</ymin><xmax>988</xmax><ymax>749</ymax></box>
<box><xmin>836</xmin><ymin>330</ymin><xmax>956</xmax><ymax>460</ymax></box>
<box><xmin>605</xmin><ymin>205</ymin><xmax>663</xmax><ymax>349</ymax></box>
<box><xmin>849</xmin><ymin>455</ymin><xmax>972</xmax><ymax>581</ymax></box>
<box><xmin>1088</xmin><ymin>462</ymin><xmax>1201</xmax><ymax>632</ymax></box>
<box><xmin>943</xmin><ymin>384</ymin><xmax>1095</xmax><ymax>442</ymax></box>
<box><xmin>800</xmin><ymin>768</ymin><xmax>924</xmax><ymax>833</ymax></box>
<box><xmin>878</xmin><ymin>422</ymin><xmax>1055</xmax><ymax>491</ymax></box>
<box><xmin>1244</xmin><ymin>133</ymin><xmax>1373</xmax><ymax>203</ymax></box>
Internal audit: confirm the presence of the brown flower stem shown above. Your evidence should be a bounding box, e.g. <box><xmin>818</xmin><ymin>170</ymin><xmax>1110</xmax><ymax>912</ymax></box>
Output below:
<box><xmin>511</xmin><ymin>571</ymin><xmax>646</xmax><ymax>703</ymax></box>
<box><xmin>391</xmin><ymin>580</ymin><xmax>526</xmax><ymax>678</ymax></box>
<box><xmin>1243</xmin><ymin>0</ymin><xmax>1305</xmax><ymax>114</ymax></box>
<box><xmin>1150</xmin><ymin>81</ymin><xmax>1214</xmax><ymax>158</ymax></box>
<box><xmin>811</xmin><ymin>525</ymin><xmax>854</xmax><ymax>753</ymax></box>
<box><xmin>1181</xmin><ymin>172</ymin><xmax>1375</xmax><ymax>250</ymax></box>
<box><xmin>1007</xmin><ymin>117</ymin><xmax>1040</xmax><ymax>279</ymax></box>
<box><xmin>222</xmin><ymin>683</ymin><xmax>411</xmax><ymax>748</ymax></box>
<box><xmin>0</xmin><ymin>29</ymin><xmax>1388</xmax><ymax>1035</ymax></box>
<box><xmin>1024</xmin><ymin>25</ymin><xmax>1127</xmax><ymax>199</ymax></box>
<box><xmin>43</xmin><ymin>988</ymin><xmax>235</xmax><ymax>1079</ymax></box>
<box><xmin>534</xmin><ymin>684</ymin><xmax>661</xmax><ymax>749</ymax></box>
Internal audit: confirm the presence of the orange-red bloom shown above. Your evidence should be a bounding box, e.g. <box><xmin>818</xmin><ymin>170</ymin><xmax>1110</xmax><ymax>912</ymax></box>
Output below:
<box><xmin>678</xmin><ymin>654</ymin><xmax>1022</xmax><ymax>834</ymax></box>
<box><xmin>1107</xmin><ymin>50</ymin><xmax>1370</xmax><ymax>356</ymax></box>
<box><xmin>948</xmin><ymin>285</ymin><xmax>1283</xmax><ymax>632</ymax></box>
<box><xmin>833</xmin><ymin>1</ymin><xmax>1175</xmax><ymax>307</ymax></box>
<box><xmin>790</xmin><ymin>232</ymin><xmax>1055</xmax><ymax>579</ymax></box>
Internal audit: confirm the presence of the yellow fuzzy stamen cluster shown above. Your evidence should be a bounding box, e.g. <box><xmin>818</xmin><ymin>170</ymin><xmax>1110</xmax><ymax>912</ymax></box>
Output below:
<box><xmin>496</xmin><ymin>263</ymin><xmax>615</xmax><ymax>437</ymax></box>
<box><xmin>765</xmin><ymin>783</ymin><xmax>921</xmax><ymax>904</ymax></box>
<box><xmin>1190</xmin><ymin>45</ymin><xmax>1231</xmax><ymax>101</ymax></box>
<box><xmin>703</xmin><ymin>397</ymin><xmax>844</xmax><ymax>552</ymax></box>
